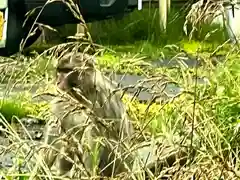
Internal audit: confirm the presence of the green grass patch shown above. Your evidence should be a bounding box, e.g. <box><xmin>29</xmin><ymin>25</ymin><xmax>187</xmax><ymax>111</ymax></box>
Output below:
<box><xmin>0</xmin><ymin>93</ymin><xmax>48</xmax><ymax>121</ymax></box>
<box><xmin>89</xmin><ymin>5</ymin><xmax>228</xmax><ymax>46</ymax></box>
<box><xmin>89</xmin><ymin>7</ymin><xmax>186</xmax><ymax>45</ymax></box>
<box><xmin>118</xmin><ymin>48</ymin><xmax>240</xmax><ymax>159</ymax></box>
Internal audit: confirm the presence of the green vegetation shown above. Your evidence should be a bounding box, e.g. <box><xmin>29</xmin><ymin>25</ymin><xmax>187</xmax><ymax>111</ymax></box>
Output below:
<box><xmin>0</xmin><ymin>93</ymin><xmax>48</xmax><ymax>121</ymax></box>
<box><xmin>90</xmin><ymin>6</ymin><xmax>227</xmax><ymax>45</ymax></box>
<box><xmin>1</xmin><ymin>3</ymin><xmax>240</xmax><ymax>180</ymax></box>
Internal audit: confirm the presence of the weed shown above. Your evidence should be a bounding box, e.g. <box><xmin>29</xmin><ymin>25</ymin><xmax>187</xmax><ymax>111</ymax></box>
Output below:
<box><xmin>1</xmin><ymin>1</ymin><xmax>240</xmax><ymax>179</ymax></box>
<box><xmin>0</xmin><ymin>93</ymin><xmax>48</xmax><ymax>121</ymax></box>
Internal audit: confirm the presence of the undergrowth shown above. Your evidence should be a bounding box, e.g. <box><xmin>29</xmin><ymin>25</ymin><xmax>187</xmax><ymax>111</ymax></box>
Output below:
<box><xmin>0</xmin><ymin>93</ymin><xmax>48</xmax><ymax>121</ymax></box>
<box><xmin>1</xmin><ymin>1</ymin><xmax>240</xmax><ymax>180</ymax></box>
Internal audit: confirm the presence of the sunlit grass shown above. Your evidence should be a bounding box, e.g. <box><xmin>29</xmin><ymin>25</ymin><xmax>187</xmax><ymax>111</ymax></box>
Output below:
<box><xmin>0</xmin><ymin>93</ymin><xmax>48</xmax><ymax>121</ymax></box>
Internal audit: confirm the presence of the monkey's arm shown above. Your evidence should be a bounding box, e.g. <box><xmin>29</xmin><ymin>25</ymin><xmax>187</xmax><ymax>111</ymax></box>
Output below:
<box><xmin>41</xmin><ymin>118</ymin><xmax>62</xmax><ymax>168</ymax></box>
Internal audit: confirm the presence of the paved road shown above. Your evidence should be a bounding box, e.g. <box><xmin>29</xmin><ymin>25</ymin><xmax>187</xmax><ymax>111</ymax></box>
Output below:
<box><xmin>0</xmin><ymin>74</ymin><xmax>207</xmax><ymax>103</ymax></box>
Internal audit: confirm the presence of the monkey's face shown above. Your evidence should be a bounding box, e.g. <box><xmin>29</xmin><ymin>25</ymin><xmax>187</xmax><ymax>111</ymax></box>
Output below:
<box><xmin>56</xmin><ymin>53</ymin><xmax>96</xmax><ymax>93</ymax></box>
<box><xmin>56</xmin><ymin>67</ymin><xmax>78</xmax><ymax>92</ymax></box>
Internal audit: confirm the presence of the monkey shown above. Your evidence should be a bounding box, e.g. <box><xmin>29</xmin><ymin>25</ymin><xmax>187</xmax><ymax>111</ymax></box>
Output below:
<box><xmin>37</xmin><ymin>52</ymin><xmax>135</xmax><ymax>179</ymax></box>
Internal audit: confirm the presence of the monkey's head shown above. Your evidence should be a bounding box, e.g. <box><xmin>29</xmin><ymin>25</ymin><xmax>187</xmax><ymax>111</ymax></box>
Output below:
<box><xmin>55</xmin><ymin>52</ymin><xmax>96</xmax><ymax>93</ymax></box>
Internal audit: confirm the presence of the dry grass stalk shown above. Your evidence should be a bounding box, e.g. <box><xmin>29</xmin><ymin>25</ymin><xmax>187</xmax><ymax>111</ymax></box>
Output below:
<box><xmin>184</xmin><ymin>0</ymin><xmax>224</xmax><ymax>38</ymax></box>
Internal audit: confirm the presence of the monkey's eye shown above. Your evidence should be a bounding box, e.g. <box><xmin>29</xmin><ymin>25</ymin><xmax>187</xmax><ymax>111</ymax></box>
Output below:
<box><xmin>57</xmin><ymin>67</ymin><xmax>72</xmax><ymax>73</ymax></box>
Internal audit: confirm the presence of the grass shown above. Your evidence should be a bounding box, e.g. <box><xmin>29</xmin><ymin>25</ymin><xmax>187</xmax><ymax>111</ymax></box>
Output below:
<box><xmin>1</xmin><ymin>3</ymin><xmax>240</xmax><ymax>180</ymax></box>
<box><xmin>0</xmin><ymin>93</ymin><xmax>48</xmax><ymax>121</ymax></box>
<box><xmin>89</xmin><ymin>6</ymin><xmax>187</xmax><ymax>45</ymax></box>
<box><xmin>89</xmin><ymin>5</ymin><xmax>227</xmax><ymax>45</ymax></box>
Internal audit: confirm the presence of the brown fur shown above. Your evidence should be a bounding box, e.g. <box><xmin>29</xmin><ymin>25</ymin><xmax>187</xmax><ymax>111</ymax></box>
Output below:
<box><xmin>40</xmin><ymin>52</ymin><xmax>134</xmax><ymax>178</ymax></box>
